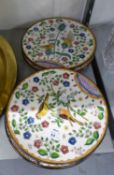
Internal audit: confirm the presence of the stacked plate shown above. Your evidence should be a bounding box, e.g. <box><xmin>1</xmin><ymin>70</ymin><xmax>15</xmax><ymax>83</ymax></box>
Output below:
<box><xmin>6</xmin><ymin>69</ymin><xmax>108</xmax><ymax>168</ymax></box>
<box><xmin>22</xmin><ymin>17</ymin><xmax>96</xmax><ymax>71</ymax></box>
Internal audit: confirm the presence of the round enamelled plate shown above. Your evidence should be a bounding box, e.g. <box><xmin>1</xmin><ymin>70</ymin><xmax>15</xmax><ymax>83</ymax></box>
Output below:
<box><xmin>22</xmin><ymin>17</ymin><xmax>96</xmax><ymax>70</ymax></box>
<box><xmin>6</xmin><ymin>69</ymin><xmax>108</xmax><ymax>167</ymax></box>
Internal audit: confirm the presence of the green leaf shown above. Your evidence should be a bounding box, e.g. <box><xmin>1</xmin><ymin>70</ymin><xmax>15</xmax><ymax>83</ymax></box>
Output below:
<box><xmin>42</xmin><ymin>72</ymin><xmax>49</xmax><ymax>76</ymax></box>
<box><xmin>85</xmin><ymin>138</ymin><xmax>94</xmax><ymax>145</ymax></box>
<box><xmin>24</xmin><ymin>116</ymin><xmax>28</xmax><ymax>120</ymax></box>
<box><xmin>22</xmin><ymin>83</ymin><xmax>28</xmax><ymax>90</ymax></box>
<box><xmin>42</xmin><ymin>71</ymin><xmax>56</xmax><ymax>77</ymax></box>
<box><xmin>51</xmin><ymin>152</ymin><xmax>59</xmax><ymax>159</ymax></box>
<box><xmin>97</xmin><ymin>106</ymin><xmax>104</xmax><ymax>111</ymax></box>
<box><xmin>49</xmin><ymin>71</ymin><xmax>56</xmax><ymax>74</ymax></box>
<box><xmin>98</xmin><ymin>112</ymin><xmax>104</xmax><ymax>120</ymax></box>
<box><xmin>46</xmin><ymin>137</ymin><xmax>48</xmax><ymax>141</ymax></box>
<box><xmin>44</xmin><ymin>144</ymin><xmax>48</xmax><ymax>147</ymax></box>
<box><xmin>77</xmin><ymin>109</ymin><xmax>86</xmax><ymax>116</ymax></box>
<box><xmin>80</xmin><ymin>112</ymin><xmax>86</xmax><ymax>116</ymax></box>
<box><xmin>15</xmin><ymin>91</ymin><xmax>20</xmax><ymax>99</ymax></box>
<box><xmin>93</xmin><ymin>131</ymin><xmax>99</xmax><ymax>140</ymax></box>
<box><xmin>14</xmin><ymin>130</ymin><xmax>20</xmax><ymax>135</ymax></box>
<box><xmin>38</xmin><ymin>149</ymin><xmax>48</xmax><ymax>156</ymax></box>
<box><xmin>56</xmin><ymin>144</ymin><xmax>60</xmax><ymax>148</ymax></box>
<box><xmin>12</xmin><ymin>119</ymin><xmax>16</xmax><ymax>128</ymax></box>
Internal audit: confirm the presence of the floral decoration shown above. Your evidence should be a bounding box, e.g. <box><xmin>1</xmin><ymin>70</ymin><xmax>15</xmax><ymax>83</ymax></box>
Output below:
<box><xmin>22</xmin><ymin>18</ymin><xmax>95</xmax><ymax>69</ymax></box>
<box><xmin>8</xmin><ymin>69</ymin><xmax>107</xmax><ymax>162</ymax></box>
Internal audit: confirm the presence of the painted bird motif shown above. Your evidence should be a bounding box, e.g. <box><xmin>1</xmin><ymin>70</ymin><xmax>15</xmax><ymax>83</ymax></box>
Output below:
<box><xmin>59</xmin><ymin>108</ymin><xmax>83</xmax><ymax>126</ymax></box>
<box><xmin>62</xmin><ymin>31</ymin><xmax>74</xmax><ymax>47</ymax></box>
<box><xmin>40</xmin><ymin>43</ymin><xmax>55</xmax><ymax>50</ymax></box>
<box><xmin>36</xmin><ymin>94</ymin><xmax>83</xmax><ymax>126</ymax></box>
<box><xmin>36</xmin><ymin>94</ymin><xmax>49</xmax><ymax>118</ymax></box>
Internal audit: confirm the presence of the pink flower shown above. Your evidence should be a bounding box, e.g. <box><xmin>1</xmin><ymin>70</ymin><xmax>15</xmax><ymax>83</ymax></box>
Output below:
<box><xmin>53</xmin><ymin>80</ymin><xmax>59</xmax><ymax>86</ymax></box>
<box><xmin>28</xmin><ymin>37</ymin><xmax>33</xmax><ymax>42</ymax></box>
<box><xmin>11</xmin><ymin>105</ymin><xmax>19</xmax><ymax>112</ymax></box>
<box><xmin>63</xmin><ymin>73</ymin><xmax>69</xmax><ymax>79</ymax></box>
<box><xmin>34</xmin><ymin>139</ymin><xmax>42</xmax><ymax>148</ymax></box>
<box><xmin>60</xmin><ymin>145</ymin><xmax>69</xmax><ymax>154</ymax></box>
<box><xmin>70</xmin><ymin>24</ymin><xmax>75</xmax><ymax>28</ymax></box>
<box><xmin>49</xmin><ymin>19</ymin><xmax>53</xmax><ymax>24</ymax></box>
<box><xmin>83</xmin><ymin>47</ymin><xmax>88</xmax><ymax>51</ymax></box>
<box><xmin>62</xmin><ymin>57</ymin><xmax>68</xmax><ymax>61</ymax></box>
<box><xmin>37</xmin><ymin>52</ymin><xmax>43</xmax><ymax>57</ymax></box>
<box><xmin>74</xmin><ymin>41</ymin><xmax>79</xmax><ymax>45</ymax></box>
<box><xmin>32</xmin><ymin>86</ymin><xmax>38</xmax><ymax>92</ymax></box>
<box><xmin>93</xmin><ymin>122</ymin><xmax>101</xmax><ymax>129</ymax></box>
<box><xmin>41</xmin><ymin>120</ymin><xmax>49</xmax><ymax>128</ymax></box>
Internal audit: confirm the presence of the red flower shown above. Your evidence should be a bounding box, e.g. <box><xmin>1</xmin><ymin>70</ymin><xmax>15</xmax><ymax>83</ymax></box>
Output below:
<box><xmin>42</xmin><ymin>120</ymin><xmax>49</xmax><ymax>128</ymax></box>
<box><xmin>37</xmin><ymin>52</ymin><xmax>43</xmax><ymax>57</ymax></box>
<box><xmin>34</xmin><ymin>139</ymin><xmax>42</xmax><ymax>148</ymax></box>
<box><xmin>61</xmin><ymin>145</ymin><xmax>69</xmax><ymax>154</ymax></box>
<box><xmin>83</xmin><ymin>47</ymin><xmax>88</xmax><ymax>51</ymax></box>
<box><xmin>70</xmin><ymin>24</ymin><xmax>75</xmax><ymax>28</ymax></box>
<box><xmin>74</xmin><ymin>41</ymin><xmax>79</xmax><ymax>45</ymax></box>
<box><xmin>62</xmin><ymin>57</ymin><xmax>68</xmax><ymax>61</ymax></box>
<box><xmin>53</xmin><ymin>80</ymin><xmax>59</xmax><ymax>86</ymax></box>
<box><xmin>11</xmin><ymin>105</ymin><xmax>19</xmax><ymax>112</ymax></box>
<box><xmin>93</xmin><ymin>122</ymin><xmax>101</xmax><ymax>129</ymax></box>
<box><xmin>28</xmin><ymin>37</ymin><xmax>33</xmax><ymax>42</ymax></box>
<box><xmin>49</xmin><ymin>19</ymin><xmax>53</xmax><ymax>24</ymax></box>
<box><xmin>63</xmin><ymin>73</ymin><xmax>69</xmax><ymax>79</ymax></box>
<box><xmin>32</xmin><ymin>86</ymin><xmax>38</xmax><ymax>92</ymax></box>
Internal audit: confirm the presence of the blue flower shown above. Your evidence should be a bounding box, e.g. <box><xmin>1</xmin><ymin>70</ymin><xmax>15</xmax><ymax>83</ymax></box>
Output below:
<box><xmin>79</xmin><ymin>54</ymin><xmax>85</xmax><ymax>59</ymax></box>
<box><xmin>26</xmin><ymin>45</ymin><xmax>31</xmax><ymax>49</ymax></box>
<box><xmin>62</xmin><ymin>43</ymin><xmax>68</xmax><ymax>49</ymax></box>
<box><xmin>68</xmin><ymin>49</ymin><xmax>74</xmax><ymax>53</ymax></box>
<box><xmin>63</xmin><ymin>81</ymin><xmax>70</xmax><ymax>87</ymax></box>
<box><xmin>80</xmin><ymin>33</ymin><xmax>85</xmax><ymax>37</ymax></box>
<box><xmin>68</xmin><ymin>137</ymin><xmax>76</xmax><ymax>145</ymax></box>
<box><xmin>33</xmin><ymin>27</ymin><xmax>39</xmax><ymax>31</ymax></box>
<box><xmin>58</xmin><ymin>23</ymin><xmax>66</xmax><ymax>31</ymax></box>
<box><xmin>23</xmin><ymin>131</ymin><xmax>31</xmax><ymax>139</ymax></box>
<box><xmin>27</xmin><ymin>117</ymin><xmax>34</xmax><ymax>124</ymax></box>
<box><xmin>22</xmin><ymin>99</ymin><xmax>29</xmax><ymax>105</ymax></box>
<box><xmin>45</xmin><ymin>49</ymin><xmax>52</xmax><ymax>55</ymax></box>
<box><xmin>33</xmin><ymin>77</ymin><xmax>40</xmax><ymax>83</ymax></box>
<box><xmin>50</xmin><ymin>27</ymin><xmax>55</xmax><ymax>31</ymax></box>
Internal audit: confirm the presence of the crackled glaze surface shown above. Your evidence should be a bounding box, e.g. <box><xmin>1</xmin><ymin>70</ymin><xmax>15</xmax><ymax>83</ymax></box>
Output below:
<box><xmin>22</xmin><ymin>18</ymin><xmax>95</xmax><ymax>69</ymax></box>
<box><xmin>6</xmin><ymin>69</ymin><xmax>108</xmax><ymax>164</ymax></box>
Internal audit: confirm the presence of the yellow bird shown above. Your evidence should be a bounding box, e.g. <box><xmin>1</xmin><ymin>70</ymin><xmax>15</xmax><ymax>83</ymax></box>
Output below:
<box><xmin>36</xmin><ymin>93</ymin><xmax>83</xmax><ymax>126</ymax></box>
<box><xmin>63</xmin><ymin>31</ymin><xmax>74</xmax><ymax>47</ymax></box>
<box><xmin>40</xmin><ymin>43</ymin><xmax>55</xmax><ymax>50</ymax></box>
<box><xmin>63</xmin><ymin>38</ymin><xmax>73</xmax><ymax>47</ymax></box>
<box><xmin>59</xmin><ymin>108</ymin><xmax>83</xmax><ymax>126</ymax></box>
<box><xmin>36</xmin><ymin>94</ymin><xmax>49</xmax><ymax>118</ymax></box>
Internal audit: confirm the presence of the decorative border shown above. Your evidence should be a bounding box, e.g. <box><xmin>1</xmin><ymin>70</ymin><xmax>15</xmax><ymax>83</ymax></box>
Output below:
<box><xmin>22</xmin><ymin>17</ymin><xmax>96</xmax><ymax>70</ymax></box>
<box><xmin>6</xmin><ymin>68</ymin><xmax>108</xmax><ymax>165</ymax></box>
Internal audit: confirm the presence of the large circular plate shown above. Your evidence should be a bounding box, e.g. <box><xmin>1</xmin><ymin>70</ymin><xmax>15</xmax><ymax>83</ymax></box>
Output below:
<box><xmin>22</xmin><ymin>17</ymin><xmax>96</xmax><ymax>70</ymax></box>
<box><xmin>6</xmin><ymin>69</ymin><xmax>108</xmax><ymax>165</ymax></box>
